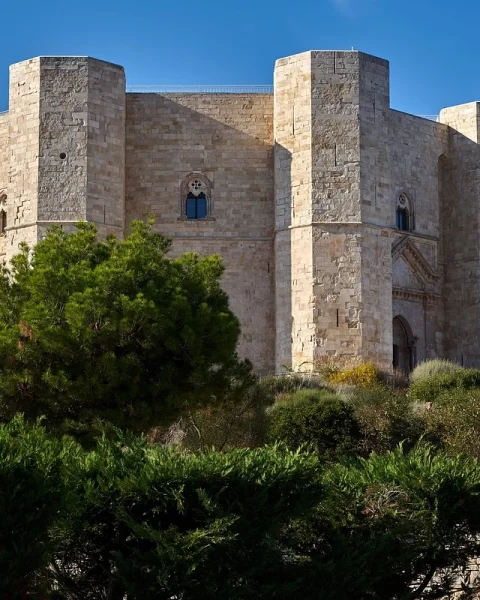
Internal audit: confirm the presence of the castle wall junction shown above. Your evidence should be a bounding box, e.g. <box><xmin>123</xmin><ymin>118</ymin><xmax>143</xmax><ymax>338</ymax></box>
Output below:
<box><xmin>0</xmin><ymin>50</ymin><xmax>479</xmax><ymax>373</ymax></box>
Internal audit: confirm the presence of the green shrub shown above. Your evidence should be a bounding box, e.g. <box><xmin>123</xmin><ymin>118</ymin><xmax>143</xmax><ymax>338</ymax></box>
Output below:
<box><xmin>4</xmin><ymin>420</ymin><xmax>480</xmax><ymax>599</ymax></box>
<box><xmin>350</xmin><ymin>387</ymin><xmax>425</xmax><ymax>455</ymax></box>
<box><xmin>258</xmin><ymin>373</ymin><xmax>325</xmax><ymax>401</ymax></box>
<box><xmin>410</xmin><ymin>358</ymin><xmax>464</xmax><ymax>383</ymax></box>
<box><xmin>0</xmin><ymin>416</ymin><xmax>73</xmax><ymax>598</ymax></box>
<box><xmin>410</xmin><ymin>367</ymin><xmax>480</xmax><ymax>402</ymax></box>
<box><xmin>326</xmin><ymin>361</ymin><xmax>380</xmax><ymax>388</ymax></box>
<box><xmin>177</xmin><ymin>383</ymin><xmax>272</xmax><ymax>451</ymax></box>
<box><xmin>273</xmin><ymin>388</ymin><xmax>337</xmax><ymax>408</ymax></box>
<box><xmin>297</xmin><ymin>445</ymin><xmax>480</xmax><ymax>599</ymax></box>
<box><xmin>424</xmin><ymin>388</ymin><xmax>480</xmax><ymax>459</ymax></box>
<box><xmin>53</xmin><ymin>438</ymin><xmax>322</xmax><ymax>599</ymax></box>
<box><xmin>268</xmin><ymin>394</ymin><xmax>360</xmax><ymax>461</ymax></box>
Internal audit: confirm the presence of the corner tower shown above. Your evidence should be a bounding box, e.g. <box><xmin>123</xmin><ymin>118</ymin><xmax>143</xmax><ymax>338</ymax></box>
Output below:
<box><xmin>7</xmin><ymin>56</ymin><xmax>126</xmax><ymax>260</ymax></box>
<box><xmin>274</xmin><ymin>50</ymin><xmax>392</xmax><ymax>372</ymax></box>
<box><xmin>439</xmin><ymin>103</ymin><xmax>480</xmax><ymax>366</ymax></box>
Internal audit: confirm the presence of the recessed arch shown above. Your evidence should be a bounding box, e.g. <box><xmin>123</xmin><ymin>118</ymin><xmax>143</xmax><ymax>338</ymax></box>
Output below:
<box><xmin>392</xmin><ymin>315</ymin><xmax>416</xmax><ymax>373</ymax></box>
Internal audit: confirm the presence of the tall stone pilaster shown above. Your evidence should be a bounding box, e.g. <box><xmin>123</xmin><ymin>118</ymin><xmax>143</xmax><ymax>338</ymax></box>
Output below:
<box><xmin>274</xmin><ymin>51</ymin><xmax>393</xmax><ymax>372</ymax></box>
<box><xmin>440</xmin><ymin>103</ymin><xmax>480</xmax><ymax>366</ymax></box>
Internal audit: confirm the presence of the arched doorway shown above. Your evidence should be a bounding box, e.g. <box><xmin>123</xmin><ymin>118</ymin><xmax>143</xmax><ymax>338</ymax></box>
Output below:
<box><xmin>392</xmin><ymin>316</ymin><xmax>416</xmax><ymax>373</ymax></box>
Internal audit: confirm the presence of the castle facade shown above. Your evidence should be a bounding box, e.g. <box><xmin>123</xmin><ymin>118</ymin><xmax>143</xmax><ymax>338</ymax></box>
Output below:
<box><xmin>0</xmin><ymin>50</ymin><xmax>479</xmax><ymax>374</ymax></box>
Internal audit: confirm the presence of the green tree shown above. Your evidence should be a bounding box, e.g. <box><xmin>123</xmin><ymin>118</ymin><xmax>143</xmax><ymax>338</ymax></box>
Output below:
<box><xmin>0</xmin><ymin>220</ymin><xmax>253</xmax><ymax>435</ymax></box>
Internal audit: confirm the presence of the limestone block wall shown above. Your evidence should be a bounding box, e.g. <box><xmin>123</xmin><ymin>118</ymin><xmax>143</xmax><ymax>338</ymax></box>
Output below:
<box><xmin>389</xmin><ymin>111</ymin><xmax>449</xmax><ymax>237</ymax></box>
<box><xmin>356</xmin><ymin>53</ymin><xmax>392</xmax><ymax>370</ymax></box>
<box><xmin>312</xmin><ymin>228</ymin><xmax>362</xmax><ymax>359</ymax></box>
<box><xmin>310</xmin><ymin>52</ymin><xmax>393</xmax><ymax>370</ymax></box>
<box><xmin>86</xmin><ymin>59</ymin><xmax>125</xmax><ymax>238</ymax></box>
<box><xmin>0</xmin><ymin>112</ymin><xmax>8</xmax><ymax>257</ymax></box>
<box><xmin>440</xmin><ymin>103</ymin><xmax>480</xmax><ymax>366</ymax></box>
<box><xmin>310</xmin><ymin>51</ymin><xmax>362</xmax><ymax>224</ymax></box>
<box><xmin>359</xmin><ymin>55</ymin><xmax>390</xmax><ymax>226</ymax></box>
<box><xmin>36</xmin><ymin>57</ymin><xmax>125</xmax><ymax>238</ymax></box>
<box><xmin>7</xmin><ymin>58</ymin><xmax>41</xmax><ymax>261</ymax></box>
<box><xmin>360</xmin><ymin>227</ymin><xmax>393</xmax><ymax>369</ymax></box>
<box><xmin>6</xmin><ymin>57</ymin><xmax>126</xmax><ymax>262</ymax></box>
<box><xmin>125</xmin><ymin>93</ymin><xmax>274</xmax><ymax>373</ymax></box>
<box><xmin>0</xmin><ymin>112</ymin><xmax>8</xmax><ymax>188</ymax></box>
<box><xmin>388</xmin><ymin>111</ymin><xmax>449</xmax><ymax>362</ymax></box>
<box><xmin>309</xmin><ymin>51</ymin><xmax>364</xmax><ymax>368</ymax></box>
<box><xmin>274</xmin><ymin>51</ymin><xmax>314</xmax><ymax>371</ymax></box>
<box><xmin>37</xmin><ymin>58</ymin><xmax>89</xmax><ymax>223</ymax></box>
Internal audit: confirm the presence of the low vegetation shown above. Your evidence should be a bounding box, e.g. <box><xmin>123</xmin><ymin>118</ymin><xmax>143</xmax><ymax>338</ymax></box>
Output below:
<box><xmin>4</xmin><ymin>417</ymin><xmax>480</xmax><ymax>599</ymax></box>
<box><xmin>1</xmin><ymin>223</ymin><xmax>480</xmax><ymax>598</ymax></box>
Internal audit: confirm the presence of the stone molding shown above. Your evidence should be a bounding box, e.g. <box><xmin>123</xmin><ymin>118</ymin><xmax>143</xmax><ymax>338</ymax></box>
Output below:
<box><xmin>392</xmin><ymin>287</ymin><xmax>441</xmax><ymax>305</ymax></box>
<box><xmin>392</xmin><ymin>236</ymin><xmax>439</xmax><ymax>284</ymax></box>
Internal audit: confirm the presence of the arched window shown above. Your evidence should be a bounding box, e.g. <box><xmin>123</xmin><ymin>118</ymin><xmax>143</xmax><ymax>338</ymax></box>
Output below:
<box><xmin>0</xmin><ymin>192</ymin><xmax>7</xmax><ymax>235</ymax></box>
<box><xmin>396</xmin><ymin>192</ymin><xmax>413</xmax><ymax>232</ymax></box>
<box><xmin>180</xmin><ymin>174</ymin><xmax>213</xmax><ymax>220</ymax></box>
<box><xmin>186</xmin><ymin>192</ymin><xmax>207</xmax><ymax>219</ymax></box>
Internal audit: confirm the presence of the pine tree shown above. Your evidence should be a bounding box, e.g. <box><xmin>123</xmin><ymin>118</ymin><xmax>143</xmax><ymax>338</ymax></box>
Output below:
<box><xmin>0</xmin><ymin>220</ymin><xmax>253</xmax><ymax>436</ymax></box>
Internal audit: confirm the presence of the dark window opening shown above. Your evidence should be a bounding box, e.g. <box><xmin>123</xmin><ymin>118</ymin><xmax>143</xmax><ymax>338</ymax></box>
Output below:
<box><xmin>186</xmin><ymin>192</ymin><xmax>207</xmax><ymax>219</ymax></box>
<box><xmin>0</xmin><ymin>210</ymin><xmax>7</xmax><ymax>234</ymax></box>
<box><xmin>396</xmin><ymin>208</ymin><xmax>409</xmax><ymax>231</ymax></box>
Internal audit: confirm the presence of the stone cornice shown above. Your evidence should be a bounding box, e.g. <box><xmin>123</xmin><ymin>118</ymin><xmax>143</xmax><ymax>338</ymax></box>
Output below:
<box><xmin>392</xmin><ymin>237</ymin><xmax>439</xmax><ymax>284</ymax></box>
<box><xmin>392</xmin><ymin>287</ymin><xmax>441</xmax><ymax>305</ymax></box>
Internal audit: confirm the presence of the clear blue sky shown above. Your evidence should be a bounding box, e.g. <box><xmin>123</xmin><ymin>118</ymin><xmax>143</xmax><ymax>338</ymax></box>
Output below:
<box><xmin>1</xmin><ymin>0</ymin><xmax>478</xmax><ymax>115</ymax></box>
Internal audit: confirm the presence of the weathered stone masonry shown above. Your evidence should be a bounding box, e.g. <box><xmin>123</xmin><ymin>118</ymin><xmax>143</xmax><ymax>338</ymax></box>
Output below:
<box><xmin>0</xmin><ymin>50</ymin><xmax>479</xmax><ymax>373</ymax></box>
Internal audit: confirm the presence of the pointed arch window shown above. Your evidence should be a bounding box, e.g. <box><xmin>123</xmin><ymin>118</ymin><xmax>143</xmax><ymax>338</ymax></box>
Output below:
<box><xmin>396</xmin><ymin>207</ymin><xmax>409</xmax><ymax>231</ymax></box>
<box><xmin>0</xmin><ymin>192</ymin><xmax>7</xmax><ymax>235</ymax></box>
<box><xmin>396</xmin><ymin>192</ymin><xmax>413</xmax><ymax>232</ymax></box>
<box><xmin>180</xmin><ymin>173</ymin><xmax>213</xmax><ymax>220</ymax></box>
<box><xmin>186</xmin><ymin>192</ymin><xmax>207</xmax><ymax>219</ymax></box>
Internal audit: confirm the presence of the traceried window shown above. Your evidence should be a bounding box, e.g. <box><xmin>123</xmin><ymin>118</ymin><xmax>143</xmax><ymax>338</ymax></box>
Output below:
<box><xmin>396</xmin><ymin>192</ymin><xmax>413</xmax><ymax>232</ymax></box>
<box><xmin>181</xmin><ymin>174</ymin><xmax>212</xmax><ymax>220</ymax></box>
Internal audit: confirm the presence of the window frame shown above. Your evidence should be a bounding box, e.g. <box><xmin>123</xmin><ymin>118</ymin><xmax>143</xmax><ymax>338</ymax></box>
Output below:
<box><xmin>186</xmin><ymin>192</ymin><xmax>208</xmax><ymax>220</ymax></box>
<box><xmin>179</xmin><ymin>173</ymin><xmax>214</xmax><ymax>221</ymax></box>
<box><xmin>396</xmin><ymin>207</ymin><xmax>409</xmax><ymax>231</ymax></box>
<box><xmin>395</xmin><ymin>191</ymin><xmax>414</xmax><ymax>233</ymax></box>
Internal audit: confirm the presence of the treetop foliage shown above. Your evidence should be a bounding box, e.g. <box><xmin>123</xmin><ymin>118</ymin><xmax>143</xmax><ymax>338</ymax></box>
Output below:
<box><xmin>0</xmin><ymin>220</ymin><xmax>253</xmax><ymax>436</ymax></box>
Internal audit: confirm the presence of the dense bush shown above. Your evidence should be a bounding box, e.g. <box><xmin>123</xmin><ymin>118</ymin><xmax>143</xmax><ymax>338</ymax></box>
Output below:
<box><xmin>0</xmin><ymin>416</ymin><xmax>73</xmax><ymax>599</ymax></box>
<box><xmin>424</xmin><ymin>388</ymin><xmax>480</xmax><ymax>460</ymax></box>
<box><xmin>1</xmin><ymin>419</ymin><xmax>480</xmax><ymax>598</ymax></box>
<box><xmin>410</xmin><ymin>358</ymin><xmax>464</xmax><ymax>383</ymax></box>
<box><xmin>295</xmin><ymin>445</ymin><xmax>480</xmax><ymax>599</ymax></box>
<box><xmin>327</xmin><ymin>361</ymin><xmax>380</xmax><ymax>388</ymax></box>
<box><xmin>176</xmin><ymin>383</ymin><xmax>272</xmax><ymax>451</ymax></box>
<box><xmin>52</xmin><ymin>437</ymin><xmax>323</xmax><ymax>600</ymax></box>
<box><xmin>268</xmin><ymin>391</ymin><xmax>361</xmax><ymax>461</ymax></box>
<box><xmin>349</xmin><ymin>387</ymin><xmax>425</xmax><ymax>456</ymax></box>
<box><xmin>258</xmin><ymin>373</ymin><xmax>325</xmax><ymax>400</ymax></box>
<box><xmin>410</xmin><ymin>367</ymin><xmax>480</xmax><ymax>402</ymax></box>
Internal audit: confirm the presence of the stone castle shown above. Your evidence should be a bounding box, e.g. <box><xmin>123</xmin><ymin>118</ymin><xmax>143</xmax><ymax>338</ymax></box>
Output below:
<box><xmin>0</xmin><ymin>50</ymin><xmax>479</xmax><ymax>374</ymax></box>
